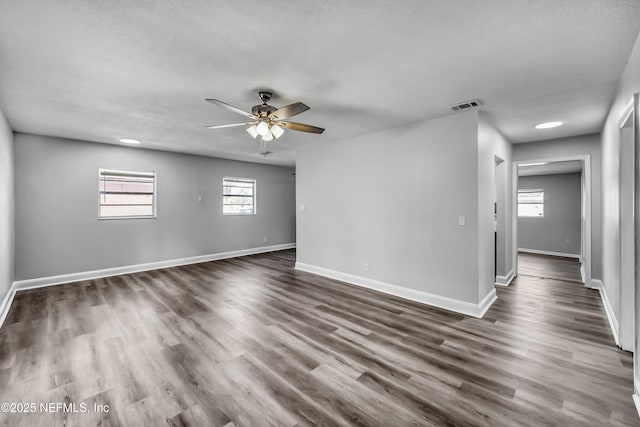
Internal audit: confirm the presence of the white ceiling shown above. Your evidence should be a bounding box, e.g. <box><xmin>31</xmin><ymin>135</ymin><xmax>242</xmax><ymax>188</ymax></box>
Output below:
<box><xmin>518</xmin><ymin>160</ymin><xmax>583</xmax><ymax>176</ymax></box>
<box><xmin>1</xmin><ymin>1</ymin><xmax>639</xmax><ymax>166</ymax></box>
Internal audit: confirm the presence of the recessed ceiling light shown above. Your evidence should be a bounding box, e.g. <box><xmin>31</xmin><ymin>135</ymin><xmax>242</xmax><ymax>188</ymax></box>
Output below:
<box><xmin>119</xmin><ymin>138</ymin><xmax>141</xmax><ymax>144</ymax></box>
<box><xmin>535</xmin><ymin>121</ymin><xmax>563</xmax><ymax>129</ymax></box>
<box><xmin>519</xmin><ymin>162</ymin><xmax>548</xmax><ymax>167</ymax></box>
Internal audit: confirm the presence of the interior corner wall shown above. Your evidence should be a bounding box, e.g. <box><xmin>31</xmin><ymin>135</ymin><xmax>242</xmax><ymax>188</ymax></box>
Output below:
<box><xmin>477</xmin><ymin>113</ymin><xmax>513</xmax><ymax>300</ymax></box>
<box><xmin>518</xmin><ymin>173</ymin><xmax>582</xmax><ymax>255</ymax></box>
<box><xmin>600</xmin><ymin>30</ymin><xmax>640</xmax><ymax>356</ymax></box>
<box><xmin>0</xmin><ymin>107</ymin><xmax>14</xmax><ymax>302</ymax></box>
<box><xmin>13</xmin><ymin>133</ymin><xmax>296</xmax><ymax>281</ymax></box>
<box><xmin>512</xmin><ymin>134</ymin><xmax>602</xmax><ymax>279</ymax></box>
<box><xmin>296</xmin><ymin>112</ymin><xmax>481</xmax><ymax>304</ymax></box>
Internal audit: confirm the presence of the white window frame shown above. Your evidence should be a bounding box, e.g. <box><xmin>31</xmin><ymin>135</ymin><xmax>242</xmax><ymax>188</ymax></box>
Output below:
<box><xmin>98</xmin><ymin>168</ymin><xmax>157</xmax><ymax>220</ymax></box>
<box><xmin>223</xmin><ymin>177</ymin><xmax>256</xmax><ymax>215</ymax></box>
<box><xmin>517</xmin><ymin>188</ymin><xmax>544</xmax><ymax>218</ymax></box>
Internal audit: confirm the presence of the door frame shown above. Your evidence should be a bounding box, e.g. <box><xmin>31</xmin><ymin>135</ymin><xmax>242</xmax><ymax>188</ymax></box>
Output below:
<box><xmin>494</xmin><ymin>155</ymin><xmax>506</xmax><ymax>282</ymax></box>
<box><xmin>511</xmin><ymin>155</ymin><xmax>592</xmax><ymax>288</ymax></box>
<box><xmin>627</xmin><ymin>92</ymin><xmax>640</xmax><ymax>403</ymax></box>
<box><xmin>620</xmin><ymin>100</ymin><xmax>636</xmax><ymax>351</ymax></box>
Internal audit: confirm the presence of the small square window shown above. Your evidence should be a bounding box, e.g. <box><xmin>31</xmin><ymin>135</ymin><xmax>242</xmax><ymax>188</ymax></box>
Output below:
<box><xmin>223</xmin><ymin>177</ymin><xmax>256</xmax><ymax>215</ymax></box>
<box><xmin>99</xmin><ymin>169</ymin><xmax>156</xmax><ymax>219</ymax></box>
<box><xmin>518</xmin><ymin>189</ymin><xmax>544</xmax><ymax>218</ymax></box>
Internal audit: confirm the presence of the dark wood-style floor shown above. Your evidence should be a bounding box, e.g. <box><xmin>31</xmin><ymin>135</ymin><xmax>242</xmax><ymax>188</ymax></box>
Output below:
<box><xmin>0</xmin><ymin>250</ymin><xmax>637</xmax><ymax>426</ymax></box>
<box><xmin>518</xmin><ymin>251</ymin><xmax>584</xmax><ymax>283</ymax></box>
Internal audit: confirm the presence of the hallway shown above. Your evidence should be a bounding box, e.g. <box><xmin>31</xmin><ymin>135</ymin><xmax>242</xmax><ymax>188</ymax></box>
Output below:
<box><xmin>517</xmin><ymin>252</ymin><xmax>584</xmax><ymax>283</ymax></box>
<box><xmin>484</xmin><ymin>253</ymin><xmax>636</xmax><ymax>424</ymax></box>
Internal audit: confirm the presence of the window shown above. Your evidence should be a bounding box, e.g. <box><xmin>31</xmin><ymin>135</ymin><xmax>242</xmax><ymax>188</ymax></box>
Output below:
<box><xmin>99</xmin><ymin>169</ymin><xmax>156</xmax><ymax>219</ymax></box>
<box><xmin>223</xmin><ymin>177</ymin><xmax>256</xmax><ymax>215</ymax></box>
<box><xmin>518</xmin><ymin>189</ymin><xmax>544</xmax><ymax>218</ymax></box>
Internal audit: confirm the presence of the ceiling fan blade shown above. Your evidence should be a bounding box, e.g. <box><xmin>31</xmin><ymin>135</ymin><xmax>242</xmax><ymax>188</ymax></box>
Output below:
<box><xmin>279</xmin><ymin>121</ymin><xmax>325</xmax><ymax>134</ymax></box>
<box><xmin>205</xmin><ymin>99</ymin><xmax>254</xmax><ymax>118</ymax></box>
<box><xmin>271</xmin><ymin>102</ymin><xmax>310</xmax><ymax>120</ymax></box>
<box><xmin>206</xmin><ymin>122</ymin><xmax>255</xmax><ymax>129</ymax></box>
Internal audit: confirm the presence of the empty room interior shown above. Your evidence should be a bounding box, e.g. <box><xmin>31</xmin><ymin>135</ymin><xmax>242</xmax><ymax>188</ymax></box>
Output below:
<box><xmin>2</xmin><ymin>1</ymin><xmax>640</xmax><ymax>426</ymax></box>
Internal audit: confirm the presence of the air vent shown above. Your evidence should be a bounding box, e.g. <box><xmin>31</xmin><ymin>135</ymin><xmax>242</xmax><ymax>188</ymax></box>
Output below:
<box><xmin>450</xmin><ymin>99</ymin><xmax>481</xmax><ymax>111</ymax></box>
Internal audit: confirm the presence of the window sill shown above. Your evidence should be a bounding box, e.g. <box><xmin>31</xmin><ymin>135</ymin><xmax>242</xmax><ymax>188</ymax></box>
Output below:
<box><xmin>98</xmin><ymin>216</ymin><xmax>157</xmax><ymax>221</ymax></box>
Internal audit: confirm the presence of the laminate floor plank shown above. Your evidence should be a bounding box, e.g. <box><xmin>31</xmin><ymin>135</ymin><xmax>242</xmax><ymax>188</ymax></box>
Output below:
<box><xmin>0</xmin><ymin>250</ymin><xmax>637</xmax><ymax>426</ymax></box>
<box><xmin>518</xmin><ymin>252</ymin><xmax>584</xmax><ymax>283</ymax></box>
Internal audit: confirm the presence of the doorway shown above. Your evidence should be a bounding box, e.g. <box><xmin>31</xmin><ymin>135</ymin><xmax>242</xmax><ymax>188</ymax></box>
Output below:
<box><xmin>621</xmin><ymin>93</ymin><xmax>640</xmax><ymax>401</ymax></box>
<box><xmin>511</xmin><ymin>155</ymin><xmax>592</xmax><ymax>288</ymax></box>
<box><xmin>515</xmin><ymin>160</ymin><xmax>585</xmax><ymax>280</ymax></box>
<box><xmin>494</xmin><ymin>156</ymin><xmax>506</xmax><ymax>283</ymax></box>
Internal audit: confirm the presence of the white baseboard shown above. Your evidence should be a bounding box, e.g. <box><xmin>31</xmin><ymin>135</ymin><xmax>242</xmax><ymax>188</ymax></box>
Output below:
<box><xmin>495</xmin><ymin>269</ymin><xmax>515</xmax><ymax>287</ymax></box>
<box><xmin>586</xmin><ymin>278</ymin><xmax>601</xmax><ymax>290</ymax></box>
<box><xmin>591</xmin><ymin>279</ymin><xmax>619</xmax><ymax>346</ymax></box>
<box><xmin>633</xmin><ymin>394</ymin><xmax>640</xmax><ymax>419</ymax></box>
<box><xmin>1</xmin><ymin>243</ymin><xmax>296</xmax><ymax>328</ymax></box>
<box><xmin>478</xmin><ymin>289</ymin><xmax>498</xmax><ymax>318</ymax></box>
<box><xmin>0</xmin><ymin>282</ymin><xmax>18</xmax><ymax>331</ymax></box>
<box><xmin>295</xmin><ymin>262</ymin><xmax>496</xmax><ymax>318</ymax></box>
<box><xmin>518</xmin><ymin>248</ymin><xmax>581</xmax><ymax>259</ymax></box>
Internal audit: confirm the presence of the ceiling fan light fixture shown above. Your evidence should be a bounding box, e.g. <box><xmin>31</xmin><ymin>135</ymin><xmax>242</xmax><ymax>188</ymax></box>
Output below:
<box><xmin>262</xmin><ymin>132</ymin><xmax>274</xmax><ymax>142</ymax></box>
<box><xmin>256</xmin><ymin>120</ymin><xmax>270</xmax><ymax>136</ymax></box>
<box><xmin>271</xmin><ymin>124</ymin><xmax>284</xmax><ymax>139</ymax></box>
<box><xmin>246</xmin><ymin>124</ymin><xmax>259</xmax><ymax>138</ymax></box>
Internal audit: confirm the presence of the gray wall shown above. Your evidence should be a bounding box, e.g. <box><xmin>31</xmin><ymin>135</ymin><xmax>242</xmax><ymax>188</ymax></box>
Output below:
<box><xmin>513</xmin><ymin>134</ymin><xmax>602</xmax><ymax>279</ymax></box>
<box><xmin>518</xmin><ymin>173</ymin><xmax>582</xmax><ymax>255</ymax></box>
<box><xmin>298</xmin><ymin>112</ymin><xmax>484</xmax><ymax>304</ymax></box>
<box><xmin>0</xmin><ymin>107</ymin><xmax>14</xmax><ymax>301</ymax></box>
<box><xmin>14</xmin><ymin>133</ymin><xmax>296</xmax><ymax>280</ymax></box>
<box><xmin>296</xmin><ymin>112</ymin><xmax>512</xmax><ymax>306</ymax></box>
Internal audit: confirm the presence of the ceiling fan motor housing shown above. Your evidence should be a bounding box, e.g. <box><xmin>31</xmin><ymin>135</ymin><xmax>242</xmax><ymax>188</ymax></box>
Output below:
<box><xmin>252</xmin><ymin>104</ymin><xmax>277</xmax><ymax>118</ymax></box>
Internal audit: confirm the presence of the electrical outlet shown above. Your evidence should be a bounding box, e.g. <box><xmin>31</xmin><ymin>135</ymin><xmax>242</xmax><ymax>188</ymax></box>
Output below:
<box><xmin>263</xmin><ymin>236</ymin><xmax>268</xmax><ymax>243</ymax></box>
<box><xmin>300</xmin><ymin>204</ymin><xmax>306</xmax><ymax>211</ymax></box>
<box><xmin>363</xmin><ymin>262</ymin><xmax>369</xmax><ymax>272</ymax></box>
<box><xmin>458</xmin><ymin>215</ymin><xmax>466</xmax><ymax>226</ymax></box>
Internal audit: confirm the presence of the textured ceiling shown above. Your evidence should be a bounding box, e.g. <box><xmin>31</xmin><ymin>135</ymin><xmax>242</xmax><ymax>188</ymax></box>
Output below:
<box><xmin>1</xmin><ymin>1</ymin><xmax>639</xmax><ymax>166</ymax></box>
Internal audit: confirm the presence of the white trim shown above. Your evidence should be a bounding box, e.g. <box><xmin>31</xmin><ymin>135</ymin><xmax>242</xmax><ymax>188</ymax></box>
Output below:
<box><xmin>591</xmin><ymin>279</ymin><xmax>620</xmax><ymax>346</ymax></box>
<box><xmin>0</xmin><ymin>282</ymin><xmax>18</xmax><ymax>330</ymax></box>
<box><xmin>495</xmin><ymin>269</ymin><xmax>515</xmax><ymax>287</ymax></box>
<box><xmin>633</xmin><ymin>394</ymin><xmax>640</xmax><ymax>419</ymax></box>
<box><xmin>620</xmin><ymin>101</ymin><xmax>635</xmax><ymax>129</ymax></box>
<box><xmin>5</xmin><ymin>242</ymin><xmax>295</xmax><ymax>303</ymax></box>
<box><xmin>295</xmin><ymin>262</ymin><xmax>496</xmax><ymax>318</ymax></box>
<box><xmin>478</xmin><ymin>289</ymin><xmax>498</xmax><ymax>318</ymax></box>
<box><xmin>587</xmin><ymin>278</ymin><xmax>602</xmax><ymax>290</ymax></box>
<box><xmin>517</xmin><ymin>248</ymin><xmax>580</xmax><ymax>259</ymax></box>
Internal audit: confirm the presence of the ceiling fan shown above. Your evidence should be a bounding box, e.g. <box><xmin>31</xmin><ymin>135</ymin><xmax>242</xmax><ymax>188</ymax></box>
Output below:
<box><xmin>205</xmin><ymin>91</ymin><xmax>324</xmax><ymax>154</ymax></box>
